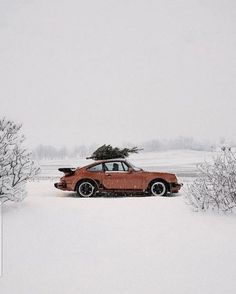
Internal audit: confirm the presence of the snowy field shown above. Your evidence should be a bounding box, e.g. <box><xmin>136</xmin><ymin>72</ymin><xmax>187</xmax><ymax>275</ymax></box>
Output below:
<box><xmin>37</xmin><ymin>149</ymin><xmax>216</xmax><ymax>181</ymax></box>
<box><xmin>1</xmin><ymin>150</ymin><xmax>236</xmax><ymax>294</ymax></box>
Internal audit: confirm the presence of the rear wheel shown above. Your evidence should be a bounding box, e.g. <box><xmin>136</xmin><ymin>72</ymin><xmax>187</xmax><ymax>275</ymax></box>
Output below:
<box><xmin>76</xmin><ymin>181</ymin><xmax>96</xmax><ymax>197</ymax></box>
<box><xmin>149</xmin><ymin>181</ymin><xmax>168</xmax><ymax>196</ymax></box>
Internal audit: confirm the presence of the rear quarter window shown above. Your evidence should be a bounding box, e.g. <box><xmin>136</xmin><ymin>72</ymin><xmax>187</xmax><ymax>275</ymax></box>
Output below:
<box><xmin>87</xmin><ymin>163</ymin><xmax>103</xmax><ymax>172</ymax></box>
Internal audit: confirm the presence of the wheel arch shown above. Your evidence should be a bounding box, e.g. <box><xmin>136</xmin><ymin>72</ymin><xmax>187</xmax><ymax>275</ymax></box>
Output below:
<box><xmin>147</xmin><ymin>178</ymin><xmax>170</xmax><ymax>192</ymax></box>
<box><xmin>74</xmin><ymin>178</ymin><xmax>100</xmax><ymax>191</ymax></box>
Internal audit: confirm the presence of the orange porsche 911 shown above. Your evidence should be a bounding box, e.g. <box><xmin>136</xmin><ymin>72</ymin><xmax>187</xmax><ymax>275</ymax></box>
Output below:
<box><xmin>54</xmin><ymin>159</ymin><xmax>182</xmax><ymax>197</ymax></box>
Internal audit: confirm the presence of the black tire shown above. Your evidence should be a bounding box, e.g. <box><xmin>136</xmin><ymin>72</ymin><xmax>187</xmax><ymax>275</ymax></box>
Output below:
<box><xmin>76</xmin><ymin>181</ymin><xmax>97</xmax><ymax>197</ymax></box>
<box><xmin>149</xmin><ymin>180</ymin><xmax>168</xmax><ymax>196</ymax></box>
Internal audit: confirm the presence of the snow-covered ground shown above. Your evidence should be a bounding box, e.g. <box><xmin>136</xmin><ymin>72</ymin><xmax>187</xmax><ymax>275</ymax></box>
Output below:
<box><xmin>1</xmin><ymin>150</ymin><xmax>236</xmax><ymax>294</ymax></box>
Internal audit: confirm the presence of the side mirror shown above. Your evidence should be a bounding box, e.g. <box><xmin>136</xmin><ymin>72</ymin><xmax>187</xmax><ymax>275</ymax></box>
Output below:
<box><xmin>128</xmin><ymin>167</ymin><xmax>133</xmax><ymax>173</ymax></box>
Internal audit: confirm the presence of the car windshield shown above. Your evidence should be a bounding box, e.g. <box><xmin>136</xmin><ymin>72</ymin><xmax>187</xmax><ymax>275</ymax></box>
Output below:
<box><xmin>126</xmin><ymin>160</ymin><xmax>143</xmax><ymax>171</ymax></box>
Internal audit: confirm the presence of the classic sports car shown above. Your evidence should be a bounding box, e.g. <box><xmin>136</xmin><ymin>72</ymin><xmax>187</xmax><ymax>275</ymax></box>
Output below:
<box><xmin>54</xmin><ymin>159</ymin><xmax>182</xmax><ymax>197</ymax></box>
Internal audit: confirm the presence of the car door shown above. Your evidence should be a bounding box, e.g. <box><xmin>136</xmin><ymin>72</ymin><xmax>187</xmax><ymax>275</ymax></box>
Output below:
<box><xmin>102</xmin><ymin>161</ymin><xmax>143</xmax><ymax>190</ymax></box>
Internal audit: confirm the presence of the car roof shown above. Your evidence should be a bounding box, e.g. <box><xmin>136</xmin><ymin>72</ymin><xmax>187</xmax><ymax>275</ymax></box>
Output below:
<box><xmin>92</xmin><ymin>158</ymin><xmax>128</xmax><ymax>164</ymax></box>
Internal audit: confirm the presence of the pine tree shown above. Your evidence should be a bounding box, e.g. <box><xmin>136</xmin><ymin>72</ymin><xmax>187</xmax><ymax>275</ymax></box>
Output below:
<box><xmin>87</xmin><ymin>144</ymin><xmax>141</xmax><ymax>160</ymax></box>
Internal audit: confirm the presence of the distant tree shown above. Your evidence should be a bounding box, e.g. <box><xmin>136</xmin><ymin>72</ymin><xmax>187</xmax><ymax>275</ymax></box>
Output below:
<box><xmin>71</xmin><ymin>145</ymin><xmax>88</xmax><ymax>158</ymax></box>
<box><xmin>186</xmin><ymin>147</ymin><xmax>236</xmax><ymax>212</ymax></box>
<box><xmin>33</xmin><ymin>145</ymin><xmax>59</xmax><ymax>160</ymax></box>
<box><xmin>142</xmin><ymin>139</ymin><xmax>161</xmax><ymax>152</ymax></box>
<box><xmin>87</xmin><ymin>144</ymin><xmax>141</xmax><ymax>160</ymax></box>
<box><xmin>0</xmin><ymin>118</ymin><xmax>39</xmax><ymax>203</ymax></box>
<box><xmin>58</xmin><ymin>146</ymin><xmax>68</xmax><ymax>159</ymax></box>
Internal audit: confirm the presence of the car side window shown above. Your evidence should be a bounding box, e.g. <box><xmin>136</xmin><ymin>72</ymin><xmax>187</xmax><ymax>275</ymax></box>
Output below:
<box><xmin>122</xmin><ymin>162</ymin><xmax>129</xmax><ymax>171</ymax></box>
<box><xmin>104</xmin><ymin>162</ymin><xmax>124</xmax><ymax>172</ymax></box>
<box><xmin>87</xmin><ymin>163</ymin><xmax>103</xmax><ymax>172</ymax></box>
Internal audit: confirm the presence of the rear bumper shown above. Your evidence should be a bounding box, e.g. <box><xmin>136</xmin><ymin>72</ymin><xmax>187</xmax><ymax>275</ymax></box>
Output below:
<box><xmin>54</xmin><ymin>182</ymin><xmax>67</xmax><ymax>190</ymax></box>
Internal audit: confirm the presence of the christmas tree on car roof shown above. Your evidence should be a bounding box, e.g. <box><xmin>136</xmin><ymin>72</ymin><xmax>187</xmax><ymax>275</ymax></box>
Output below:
<box><xmin>86</xmin><ymin>144</ymin><xmax>141</xmax><ymax>160</ymax></box>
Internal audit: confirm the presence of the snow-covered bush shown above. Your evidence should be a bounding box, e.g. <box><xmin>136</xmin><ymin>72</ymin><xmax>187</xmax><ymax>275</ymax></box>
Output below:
<box><xmin>0</xmin><ymin>118</ymin><xmax>39</xmax><ymax>203</ymax></box>
<box><xmin>186</xmin><ymin>147</ymin><xmax>236</xmax><ymax>212</ymax></box>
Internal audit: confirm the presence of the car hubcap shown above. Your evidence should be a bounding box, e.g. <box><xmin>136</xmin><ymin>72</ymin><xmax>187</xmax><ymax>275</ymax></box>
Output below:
<box><xmin>79</xmin><ymin>182</ymin><xmax>94</xmax><ymax>197</ymax></box>
<box><xmin>151</xmin><ymin>182</ymin><xmax>166</xmax><ymax>196</ymax></box>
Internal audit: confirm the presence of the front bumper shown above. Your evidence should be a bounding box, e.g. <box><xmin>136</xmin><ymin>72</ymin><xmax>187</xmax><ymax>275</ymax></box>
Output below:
<box><xmin>170</xmin><ymin>182</ymin><xmax>183</xmax><ymax>193</ymax></box>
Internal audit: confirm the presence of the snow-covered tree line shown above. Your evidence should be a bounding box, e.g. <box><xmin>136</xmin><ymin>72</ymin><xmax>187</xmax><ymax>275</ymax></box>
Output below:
<box><xmin>0</xmin><ymin>118</ymin><xmax>39</xmax><ymax>203</ymax></box>
<box><xmin>141</xmin><ymin>136</ymin><xmax>236</xmax><ymax>152</ymax></box>
<box><xmin>142</xmin><ymin>137</ymin><xmax>210</xmax><ymax>152</ymax></box>
<box><xmin>32</xmin><ymin>144</ymin><xmax>98</xmax><ymax>160</ymax></box>
<box><xmin>32</xmin><ymin>136</ymin><xmax>226</xmax><ymax>160</ymax></box>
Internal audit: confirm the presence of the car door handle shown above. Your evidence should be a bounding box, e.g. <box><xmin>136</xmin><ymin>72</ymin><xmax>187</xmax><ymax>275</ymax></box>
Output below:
<box><xmin>105</xmin><ymin>173</ymin><xmax>111</xmax><ymax>177</ymax></box>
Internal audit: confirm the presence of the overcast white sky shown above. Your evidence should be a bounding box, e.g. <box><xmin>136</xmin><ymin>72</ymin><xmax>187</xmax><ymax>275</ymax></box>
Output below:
<box><xmin>0</xmin><ymin>0</ymin><xmax>236</xmax><ymax>148</ymax></box>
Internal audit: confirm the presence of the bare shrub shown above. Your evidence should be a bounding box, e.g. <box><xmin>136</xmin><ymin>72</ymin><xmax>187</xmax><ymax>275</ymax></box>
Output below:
<box><xmin>0</xmin><ymin>118</ymin><xmax>40</xmax><ymax>203</ymax></box>
<box><xmin>186</xmin><ymin>147</ymin><xmax>236</xmax><ymax>212</ymax></box>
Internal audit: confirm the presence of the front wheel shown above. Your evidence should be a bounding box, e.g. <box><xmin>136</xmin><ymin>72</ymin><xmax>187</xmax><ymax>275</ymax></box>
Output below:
<box><xmin>76</xmin><ymin>181</ymin><xmax>96</xmax><ymax>197</ymax></box>
<box><xmin>149</xmin><ymin>181</ymin><xmax>168</xmax><ymax>196</ymax></box>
